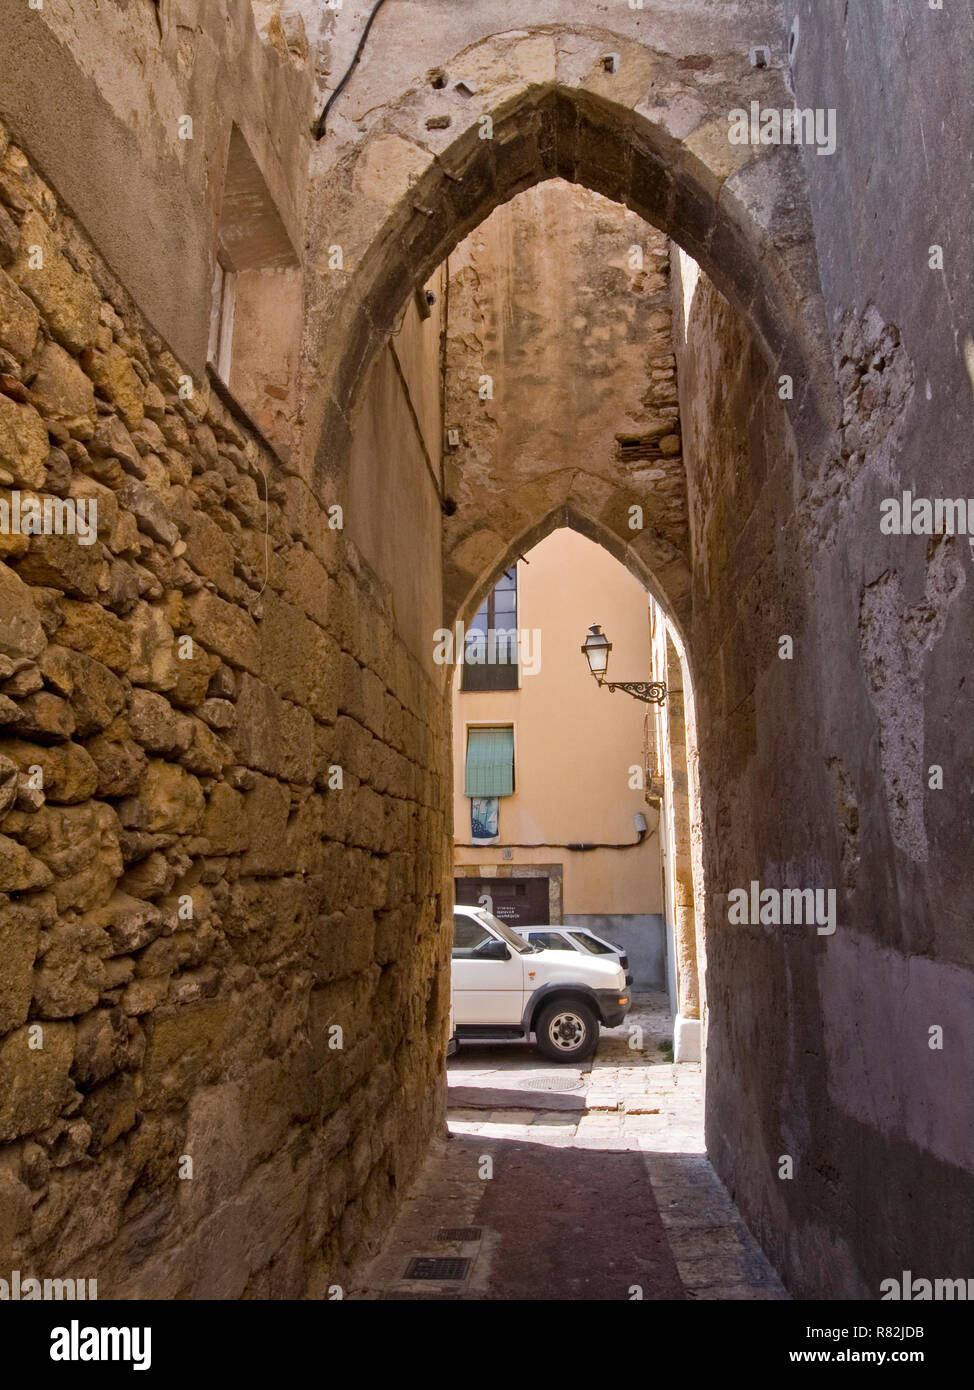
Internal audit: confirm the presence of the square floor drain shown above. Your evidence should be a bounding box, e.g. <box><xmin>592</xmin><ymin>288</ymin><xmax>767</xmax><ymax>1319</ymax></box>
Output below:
<box><xmin>435</xmin><ymin>1227</ymin><xmax>482</xmax><ymax>1243</ymax></box>
<box><xmin>404</xmin><ymin>1256</ymin><xmax>471</xmax><ymax>1281</ymax></box>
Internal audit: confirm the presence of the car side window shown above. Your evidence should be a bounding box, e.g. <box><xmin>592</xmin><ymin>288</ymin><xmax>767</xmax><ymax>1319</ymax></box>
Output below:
<box><xmin>531</xmin><ymin>931</ymin><xmax>569</xmax><ymax>950</ymax></box>
<box><xmin>453</xmin><ymin>917</ymin><xmax>493</xmax><ymax>958</ymax></box>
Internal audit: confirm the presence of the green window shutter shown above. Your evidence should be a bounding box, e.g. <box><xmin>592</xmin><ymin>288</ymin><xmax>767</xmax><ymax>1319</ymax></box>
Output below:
<box><xmin>465</xmin><ymin>727</ymin><xmax>514</xmax><ymax>797</ymax></box>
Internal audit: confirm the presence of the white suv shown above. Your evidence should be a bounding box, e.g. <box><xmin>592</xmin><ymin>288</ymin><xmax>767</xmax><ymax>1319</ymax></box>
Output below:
<box><xmin>451</xmin><ymin>904</ymin><xmax>631</xmax><ymax>1063</ymax></box>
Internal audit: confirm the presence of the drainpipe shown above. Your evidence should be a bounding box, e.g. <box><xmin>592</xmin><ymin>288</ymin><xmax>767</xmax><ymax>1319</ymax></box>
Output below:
<box><xmin>439</xmin><ymin>255</ymin><xmax>449</xmax><ymax>502</ymax></box>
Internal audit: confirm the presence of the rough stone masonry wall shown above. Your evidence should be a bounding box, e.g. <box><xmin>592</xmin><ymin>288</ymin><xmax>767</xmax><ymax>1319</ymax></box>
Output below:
<box><xmin>0</xmin><ymin>126</ymin><xmax>449</xmax><ymax>1297</ymax></box>
<box><xmin>442</xmin><ymin>180</ymin><xmax>686</xmax><ymax>622</ymax></box>
<box><xmin>674</xmin><ymin>256</ymin><xmax>974</xmax><ymax>1298</ymax></box>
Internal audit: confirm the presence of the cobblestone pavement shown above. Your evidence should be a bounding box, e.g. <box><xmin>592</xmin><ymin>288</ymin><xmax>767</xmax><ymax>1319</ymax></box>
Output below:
<box><xmin>352</xmin><ymin>994</ymin><xmax>788</xmax><ymax>1300</ymax></box>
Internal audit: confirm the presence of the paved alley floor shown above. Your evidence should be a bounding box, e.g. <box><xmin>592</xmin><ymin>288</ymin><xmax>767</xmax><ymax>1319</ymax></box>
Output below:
<box><xmin>352</xmin><ymin>994</ymin><xmax>788</xmax><ymax>1301</ymax></box>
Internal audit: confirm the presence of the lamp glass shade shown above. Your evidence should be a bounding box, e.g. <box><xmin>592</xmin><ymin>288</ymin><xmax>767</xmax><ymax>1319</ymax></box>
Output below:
<box><xmin>581</xmin><ymin>624</ymin><xmax>612</xmax><ymax>678</ymax></box>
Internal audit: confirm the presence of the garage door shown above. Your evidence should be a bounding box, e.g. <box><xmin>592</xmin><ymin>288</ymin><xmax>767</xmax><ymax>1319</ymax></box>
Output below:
<box><xmin>455</xmin><ymin>876</ymin><xmax>550</xmax><ymax>926</ymax></box>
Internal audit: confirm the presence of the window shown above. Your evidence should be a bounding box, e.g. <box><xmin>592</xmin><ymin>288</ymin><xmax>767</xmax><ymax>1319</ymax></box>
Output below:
<box><xmin>208</xmin><ymin>126</ymin><xmax>301</xmax><ymax>451</ymax></box>
<box><xmin>452</xmin><ymin>915</ymin><xmax>492</xmax><ymax>957</ymax></box>
<box><xmin>464</xmin><ymin>726</ymin><xmax>514</xmax><ymax>797</ymax></box>
<box><xmin>461</xmin><ymin>567</ymin><xmax>519</xmax><ymax>690</ymax></box>
<box><xmin>529</xmin><ymin>931</ymin><xmax>573</xmax><ymax>951</ymax></box>
<box><xmin>452</xmin><ymin>909</ymin><xmax>532</xmax><ymax>957</ymax></box>
<box><xmin>207</xmin><ymin>255</ymin><xmax>236</xmax><ymax>381</ymax></box>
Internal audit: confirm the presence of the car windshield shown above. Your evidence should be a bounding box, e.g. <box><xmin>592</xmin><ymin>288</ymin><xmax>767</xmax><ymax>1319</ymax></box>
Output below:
<box><xmin>469</xmin><ymin>907</ymin><xmax>534</xmax><ymax>954</ymax></box>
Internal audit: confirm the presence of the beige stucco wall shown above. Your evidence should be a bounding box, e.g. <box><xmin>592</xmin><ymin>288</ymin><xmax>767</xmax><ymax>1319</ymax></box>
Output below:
<box><xmin>452</xmin><ymin>528</ymin><xmax>662</xmax><ymax>918</ymax></box>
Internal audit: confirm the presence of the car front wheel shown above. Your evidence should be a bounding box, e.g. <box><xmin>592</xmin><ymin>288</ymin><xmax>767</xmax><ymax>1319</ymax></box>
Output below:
<box><xmin>534</xmin><ymin>999</ymin><xmax>599</xmax><ymax>1063</ymax></box>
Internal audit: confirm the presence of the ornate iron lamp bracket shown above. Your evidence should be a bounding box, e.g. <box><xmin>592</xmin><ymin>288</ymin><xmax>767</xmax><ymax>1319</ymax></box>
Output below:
<box><xmin>602</xmin><ymin>680</ymin><xmax>667</xmax><ymax>706</ymax></box>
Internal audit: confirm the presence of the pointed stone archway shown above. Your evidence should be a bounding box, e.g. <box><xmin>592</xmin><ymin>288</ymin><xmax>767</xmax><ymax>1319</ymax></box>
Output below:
<box><xmin>302</xmin><ymin>27</ymin><xmax>837</xmax><ymax>515</ymax></box>
<box><xmin>295</xmin><ymin>25</ymin><xmax>862</xmax><ymax>1298</ymax></box>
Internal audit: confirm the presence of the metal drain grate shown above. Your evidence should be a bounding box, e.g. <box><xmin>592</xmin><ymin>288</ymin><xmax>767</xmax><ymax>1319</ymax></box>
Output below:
<box><xmin>382</xmin><ymin>1291</ymin><xmax>461</xmax><ymax>1300</ymax></box>
<box><xmin>436</xmin><ymin>1227</ymin><xmax>482</xmax><ymax>1243</ymax></box>
<box><xmin>404</xmin><ymin>1257</ymin><xmax>471</xmax><ymax>1281</ymax></box>
<box><xmin>519</xmin><ymin>1075</ymin><xmax>585</xmax><ymax>1092</ymax></box>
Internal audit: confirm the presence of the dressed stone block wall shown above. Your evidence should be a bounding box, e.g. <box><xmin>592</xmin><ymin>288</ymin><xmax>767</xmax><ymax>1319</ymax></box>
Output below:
<box><xmin>0</xmin><ymin>127</ymin><xmax>450</xmax><ymax>1297</ymax></box>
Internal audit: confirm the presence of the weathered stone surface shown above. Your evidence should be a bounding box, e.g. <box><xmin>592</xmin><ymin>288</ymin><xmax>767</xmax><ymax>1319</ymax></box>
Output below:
<box><xmin>68</xmin><ymin>475</ymin><xmax>118</xmax><ymax>539</ymax></box>
<box><xmin>0</xmin><ymin>900</ymin><xmax>41</xmax><ymax>1033</ymax></box>
<box><xmin>179</xmin><ymin>509</ymin><xmax>235</xmax><ymax>595</ymax></box>
<box><xmin>143</xmin><ymin>1000</ymin><xmax>230</xmax><ymax>1106</ymax></box>
<box><xmin>83</xmin><ymin>1073</ymin><xmax>138</xmax><ymax>1151</ymax></box>
<box><xmin>178</xmin><ymin>716</ymin><xmax>231</xmax><ymax>777</ymax></box>
<box><xmin>28</xmin><ymin>341</ymin><xmax>96</xmax><ymax>430</ymax></box>
<box><xmin>117</xmin><ymin>759</ymin><xmax>205</xmax><ymax>834</ymax></box>
<box><xmin>82</xmin><ymin>344</ymin><xmax>145</xmax><ymax>428</ymax></box>
<box><xmin>0</xmin><ymin>528</ymin><xmax>30</xmax><ymax>564</ymax></box>
<box><xmin>71</xmin><ymin>1006</ymin><xmax>132</xmax><ymax>1088</ymax></box>
<box><xmin>0</xmin><ymin>1022</ymin><xmax>75</xmax><ymax>1143</ymax></box>
<box><xmin>85</xmin><ymin>716</ymin><xmax>147</xmax><ymax>797</ymax></box>
<box><xmin>84</xmin><ymin>890</ymin><xmax>165</xmax><ymax>956</ymax></box>
<box><xmin>14</xmin><ymin>779</ymin><xmax>45</xmax><ymax>813</ymax></box>
<box><xmin>127</xmin><ymin>602</ymin><xmax>179</xmax><ymax>690</ymax></box>
<box><xmin>3</xmin><ymin>663</ymin><xmax>43</xmax><ymax>696</ymax></box>
<box><xmin>0</xmin><ymin>561</ymin><xmax>46</xmax><ymax>661</ymax></box>
<box><xmin>177</xmin><ymin>1080</ymin><xmax>248</xmax><ymax>1223</ymax></box>
<box><xmin>136</xmin><ymin>924</ymin><xmax>216</xmax><ymax>981</ymax></box>
<box><xmin>10</xmin><ymin>211</ymin><xmax>99</xmax><ymax>353</ymax></box>
<box><xmin>170</xmin><ymin>642</ymin><xmax>221</xmax><ymax>709</ymax></box>
<box><xmin>239</xmin><ymin>774</ymin><xmax>290</xmax><ymax>874</ymax></box>
<box><xmin>200</xmin><ymin>781</ymin><xmax>249</xmax><ymax>854</ymax></box>
<box><xmin>0</xmin><ymin>46</ymin><xmax>449</xmax><ymax>1304</ymax></box>
<box><xmin>0</xmin><ymin>737</ymin><xmax>98</xmax><ymax>803</ymax></box>
<box><xmin>0</xmin><ymin>200</ymin><xmax>19</xmax><ymax>265</ymax></box>
<box><xmin>34</xmin><ymin>917</ymin><xmax>109</xmax><ymax>1017</ymax></box>
<box><xmin>0</xmin><ymin>393</ymin><xmax>48</xmax><ymax>487</ymax></box>
<box><xmin>56</xmin><ymin>597</ymin><xmax>129</xmax><ymax>672</ymax></box>
<box><xmin>224</xmin><ymin>876</ymin><xmax>308</xmax><ymax>965</ymax></box>
<box><xmin>259</xmin><ymin>591</ymin><xmax>339</xmax><ymax>723</ymax></box>
<box><xmin>187</xmin><ymin>591</ymin><xmax>259</xmax><ymax>674</ymax></box>
<box><xmin>89</xmin><ymin>412</ymin><xmax>141</xmax><ymax>473</ymax></box>
<box><xmin>354</xmin><ymin>134</ymin><xmax>430</xmax><ymax>210</ymax></box>
<box><xmin>31</xmin><ymin>802</ymin><xmax>123</xmax><ymax>912</ymax></box>
<box><xmin>9</xmin><ymin>690</ymin><xmax>76</xmax><ymax>741</ymax></box>
<box><xmin>39</xmin><ymin>645</ymin><xmax>126</xmax><ymax>736</ymax></box>
<box><xmin>0</xmin><ymin>267</ymin><xmax>40</xmax><ymax>358</ymax></box>
<box><xmin>234</xmin><ymin>672</ymin><xmax>314</xmax><ymax>783</ymax></box>
<box><xmin>127</xmin><ymin>688</ymin><xmax>192</xmax><ymax>754</ymax></box>
<box><xmin>118</xmin><ymin>479</ymin><xmax>178</xmax><ymax>547</ymax></box>
<box><xmin>0</xmin><ymin>833</ymin><xmax>54</xmax><ymax>891</ymax></box>
<box><xmin>198</xmin><ymin>697</ymin><xmax>235</xmax><ymax>731</ymax></box>
<box><xmin>0</xmin><ymin>752</ymin><xmax>18</xmax><ymax>814</ymax></box>
<box><xmin>14</xmin><ymin>531</ymin><xmax>107</xmax><ymax>600</ymax></box>
<box><xmin>118</xmin><ymin>850</ymin><xmax>175</xmax><ymax>900</ymax></box>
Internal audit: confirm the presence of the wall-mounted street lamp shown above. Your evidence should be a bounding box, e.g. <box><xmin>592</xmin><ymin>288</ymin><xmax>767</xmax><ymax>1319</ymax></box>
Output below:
<box><xmin>580</xmin><ymin>624</ymin><xmax>667</xmax><ymax>705</ymax></box>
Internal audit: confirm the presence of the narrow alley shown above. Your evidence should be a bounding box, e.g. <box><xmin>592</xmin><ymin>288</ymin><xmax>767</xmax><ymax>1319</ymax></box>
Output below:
<box><xmin>355</xmin><ymin>996</ymin><xmax>786</xmax><ymax>1301</ymax></box>
<box><xmin>0</xmin><ymin>0</ymin><xmax>970</xmax><ymax>1359</ymax></box>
